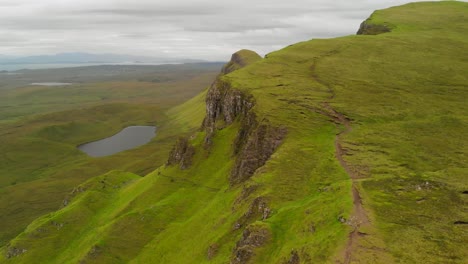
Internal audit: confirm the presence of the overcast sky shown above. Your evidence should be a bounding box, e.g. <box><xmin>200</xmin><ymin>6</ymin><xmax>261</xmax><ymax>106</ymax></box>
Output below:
<box><xmin>0</xmin><ymin>0</ymin><xmax>437</xmax><ymax>61</ymax></box>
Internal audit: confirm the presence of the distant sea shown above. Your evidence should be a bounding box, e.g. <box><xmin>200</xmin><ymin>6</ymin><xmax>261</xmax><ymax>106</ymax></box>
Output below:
<box><xmin>0</xmin><ymin>62</ymin><xmax>179</xmax><ymax>71</ymax></box>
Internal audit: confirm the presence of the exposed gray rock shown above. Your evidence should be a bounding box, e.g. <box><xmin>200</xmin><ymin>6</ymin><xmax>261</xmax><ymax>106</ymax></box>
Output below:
<box><xmin>201</xmin><ymin>49</ymin><xmax>286</xmax><ymax>184</ymax></box>
<box><xmin>233</xmin><ymin>196</ymin><xmax>272</xmax><ymax>230</ymax></box>
<box><xmin>357</xmin><ymin>20</ymin><xmax>391</xmax><ymax>35</ymax></box>
<box><xmin>230</xmin><ymin>118</ymin><xmax>287</xmax><ymax>185</ymax></box>
<box><xmin>166</xmin><ymin>137</ymin><xmax>195</xmax><ymax>170</ymax></box>
<box><xmin>286</xmin><ymin>250</ymin><xmax>300</xmax><ymax>264</ymax></box>
<box><xmin>231</xmin><ymin>225</ymin><xmax>271</xmax><ymax>264</ymax></box>
<box><xmin>202</xmin><ymin>50</ymin><xmax>261</xmax><ymax>148</ymax></box>
<box><xmin>203</xmin><ymin>79</ymin><xmax>255</xmax><ymax>147</ymax></box>
<box><xmin>6</xmin><ymin>246</ymin><xmax>27</xmax><ymax>259</ymax></box>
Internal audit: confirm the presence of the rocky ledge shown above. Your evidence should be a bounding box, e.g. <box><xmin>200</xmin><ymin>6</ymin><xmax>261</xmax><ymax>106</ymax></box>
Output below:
<box><xmin>166</xmin><ymin>137</ymin><xmax>195</xmax><ymax>170</ymax></box>
<box><xmin>231</xmin><ymin>225</ymin><xmax>271</xmax><ymax>264</ymax></box>
<box><xmin>202</xmin><ymin>50</ymin><xmax>286</xmax><ymax>185</ymax></box>
<box><xmin>357</xmin><ymin>20</ymin><xmax>392</xmax><ymax>35</ymax></box>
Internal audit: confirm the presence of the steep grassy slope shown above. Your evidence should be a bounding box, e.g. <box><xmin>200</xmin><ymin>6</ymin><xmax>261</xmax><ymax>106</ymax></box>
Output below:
<box><xmin>2</xmin><ymin>2</ymin><xmax>467</xmax><ymax>263</ymax></box>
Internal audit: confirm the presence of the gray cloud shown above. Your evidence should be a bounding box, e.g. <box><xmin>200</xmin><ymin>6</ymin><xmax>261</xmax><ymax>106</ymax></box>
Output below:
<box><xmin>76</xmin><ymin>7</ymin><xmax>218</xmax><ymax>17</ymax></box>
<box><xmin>183</xmin><ymin>18</ymin><xmax>294</xmax><ymax>33</ymax></box>
<box><xmin>0</xmin><ymin>0</ymin><xmax>444</xmax><ymax>61</ymax></box>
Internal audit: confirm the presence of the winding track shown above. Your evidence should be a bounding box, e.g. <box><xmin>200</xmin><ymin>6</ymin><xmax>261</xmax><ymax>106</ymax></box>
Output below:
<box><xmin>322</xmin><ymin>103</ymin><xmax>370</xmax><ymax>264</ymax></box>
<box><xmin>311</xmin><ymin>57</ymin><xmax>372</xmax><ymax>263</ymax></box>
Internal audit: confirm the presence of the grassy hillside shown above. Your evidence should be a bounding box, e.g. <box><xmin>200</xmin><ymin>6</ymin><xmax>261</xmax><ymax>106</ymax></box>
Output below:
<box><xmin>1</xmin><ymin>1</ymin><xmax>467</xmax><ymax>263</ymax></box>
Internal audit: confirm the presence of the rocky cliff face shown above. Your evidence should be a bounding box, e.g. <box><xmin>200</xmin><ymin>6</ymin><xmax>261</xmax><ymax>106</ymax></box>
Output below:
<box><xmin>166</xmin><ymin>137</ymin><xmax>195</xmax><ymax>170</ymax></box>
<box><xmin>202</xmin><ymin>49</ymin><xmax>261</xmax><ymax>147</ymax></box>
<box><xmin>202</xmin><ymin>50</ymin><xmax>286</xmax><ymax>185</ymax></box>
<box><xmin>203</xmin><ymin>78</ymin><xmax>255</xmax><ymax>147</ymax></box>
<box><xmin>167</xmin><ymin>49</ymin><xmax>261</xmax><ymax>170</ymax></box>
<box><xmin>230</xmin><ymin>115</ymin><xmax>287</xmax><ymax>185</ymax></box>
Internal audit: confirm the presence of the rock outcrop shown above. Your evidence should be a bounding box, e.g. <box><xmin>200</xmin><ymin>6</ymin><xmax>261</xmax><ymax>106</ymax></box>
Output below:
<box><xmin>357</xmin><ymin>20</ymin><xmax>392</xmax><ymax>35</ymax></box>
<box><xmin>166</xmin><ymin>137</ymin><xmax>195</xmax><ymax>170</ymax></box>
<box><xmin>207</xmin><ymin>244</ymin><xmax>219</xmax><ymax>260</ymax></box>
<box><xmin>203</xmin><ymin>79</ymin><xmax>255</xmax><ymax>147</ymax></box>
<box><xmin>202</xmin><ymin>49</ymin><xmax>287</xmax><ymax>185</ymax></box>
<box><xmin>5</xmin><ymin>246</ymin><xmax>27</xmax><ymax>259</ymax></box>
<box><xmin>231</xmin><ymin>225</ymin><xmax>271</xmax><ymax>264</ymax></box>
<box><xmin>167</xmin><ymin>49</ymin><xmax>286</xmax><ymax>181</ymax></box>
<box><xmin>221</xmin><ymin>49</ymin><xmax>262</xmax><ymax>75</ymax></box>
<box><xmin>230</xmin><ymin>116</ymin><xmax>287</xmax><ymax>185</ymax></box>
<box><xmin>285</xmin><ymin>250</ymin><xmax>300</xmax><ymax>264</ymax></box>
<box><xmin>233</xmin><ymin>196</ymin><xmax>271</xmax><ymax>230</ymax></box>
<box><xmin>79</xmin><ymin>245</ymin><xmax>102</xmax><ymax>264</ymax></box>
<box><xmin>167</xmin><ymin>50</ymin><xmax>261</xmax><ymax>170</ymax></box>
<box><xmin>202</xmin><ymin>49</ymin><xmax>261</xmax><ymax>147</ymax></box>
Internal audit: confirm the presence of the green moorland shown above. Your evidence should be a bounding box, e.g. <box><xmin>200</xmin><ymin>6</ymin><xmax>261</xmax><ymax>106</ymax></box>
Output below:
<box><xmin>1</xmin><ymin>1</ymin><xmax>468</xmax><ymax>263</ymax></box>
<box><xmin>0</xmin><ymin>65</ymin><xmax>220</xmax><ymax>248</ymax></box>
<box><xmin>0</xmin><ymin>63</ymin><xmax>223</xmax><ymax>91</ymax></box>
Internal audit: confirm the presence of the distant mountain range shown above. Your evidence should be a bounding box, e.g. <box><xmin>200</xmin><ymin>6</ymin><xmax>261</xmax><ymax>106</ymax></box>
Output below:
<box><xmin>0</xmin><ymin>52</ymin><xmax>205</xmax><ymax>65</ymax></box>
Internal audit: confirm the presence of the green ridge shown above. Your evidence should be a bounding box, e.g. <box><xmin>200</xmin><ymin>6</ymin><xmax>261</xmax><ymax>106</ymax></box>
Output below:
<box><xmin>1</xmin><ymin>2</ymin><xmax>467</xmax><ymax>263</ymax></box>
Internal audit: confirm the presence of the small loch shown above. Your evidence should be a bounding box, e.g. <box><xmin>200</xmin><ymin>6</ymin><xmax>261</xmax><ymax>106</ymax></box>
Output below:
<box><xmin>78</xmin><ymin>126</ymin><xmax>156</xmax><ymax>157</ymax></box>
<box><xmin>30</xmin><ymin>82</ymin><xmax>73</xmax><ymax>86</ymax></box>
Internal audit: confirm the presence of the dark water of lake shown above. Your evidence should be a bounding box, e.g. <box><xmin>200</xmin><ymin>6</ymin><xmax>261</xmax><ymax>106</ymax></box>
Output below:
<box><xmin>78</xmin><ymin>126</ymin><xmax>156</xmax><ymax>157</ymax></box>
<box><xmin>30</xmin><ymin>82</ymin><xmax>73</xmax><ymax>86</ymax></box>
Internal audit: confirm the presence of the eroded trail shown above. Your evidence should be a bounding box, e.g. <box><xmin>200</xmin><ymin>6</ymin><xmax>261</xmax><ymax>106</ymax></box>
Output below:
<box><xmin>310</xmin><ymin>58</ymin><xmax>392</xmax><ymax>263</ymax></box>
<box><xmin>321</xmin><ymin>103</ymin><xmax>371</xmax><ymax>264</ymax></box>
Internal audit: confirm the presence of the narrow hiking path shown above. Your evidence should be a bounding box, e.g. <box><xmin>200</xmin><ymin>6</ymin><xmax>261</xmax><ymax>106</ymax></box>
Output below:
<box><xmin>310</xmin><ymin>59</ymin><xmax>393</xmax><ymax>263</ymax></box>
<box><xmin>320</xmin><ymin>102</ymin><xmax>394</xmax><ymax>263</ymax></box>
<box><xmin>312</xmin><ymin>59</ymin><xmax>371</xmax><ymax>262</ymax></box>
<box><xmin>322</xmin><ymin>103</ymin><xmax>370</xmax><ymax>264</ymax></box>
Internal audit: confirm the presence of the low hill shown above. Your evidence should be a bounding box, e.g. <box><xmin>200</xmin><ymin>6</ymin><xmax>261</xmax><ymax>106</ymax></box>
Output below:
<box><xmin>1</xmin><ymin>2</ymin><xmax>467</xmax><ymax>263</ymax></box>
